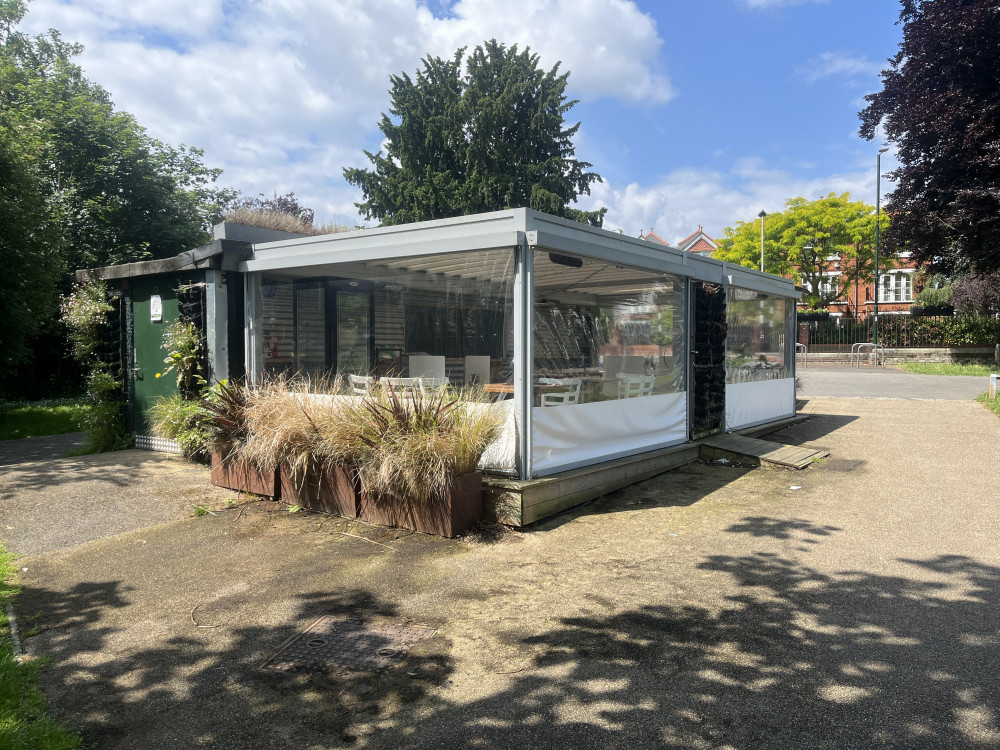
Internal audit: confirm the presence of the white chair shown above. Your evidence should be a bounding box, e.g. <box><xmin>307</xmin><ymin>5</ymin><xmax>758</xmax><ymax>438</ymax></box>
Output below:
<box><xmin>618</xmin><ymin>373</ymin><xmax>654</xmax><ymax>399</ymax></box>
<box><xmin>349</xmin><ymin>374</ymin><xmax>375</xmax><ymax>394</ymax></box>
<box><xmin>464</xmin><ymin>356</ymin><xmax>491</xmax><ymax>387</ymax></box>
<box><xmin>417</xmin><ymin>377</ymin><xmax>450</xmax><ymax>396</ymax></box>
<box><xmin>408</xmin><ymin>355</ymin><xmax>446</xmax><ymax>380</ymax></box>
<box><xmin>380</xmin><ymin>376</ymin><xmax>422</xmax><ymax>394</ymax></box>
<box><xmin>539</xmin><ymin>377</ymin><xmax>582</xmax><ymax>406</ymax></box>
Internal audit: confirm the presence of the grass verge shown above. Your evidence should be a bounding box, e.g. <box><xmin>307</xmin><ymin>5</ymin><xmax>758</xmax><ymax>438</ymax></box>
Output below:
<box><xmin>977</xmin><ymin>393</ymin><xmax>1000</xmax><ymax>418</ymax></box>
<box><xmin>0</xmin><ymin>398</ymin><xmax>88</xmax><ymax>441</ymax></box>
<box><xmin>0</xmin><ymin>547</ymin><xmax>80</xmax><ymax>749</ymax></box>
<box><xmin>895</xmin><ymin>362</ymin><xmax>997</xmax><ymax>377</ymax></box>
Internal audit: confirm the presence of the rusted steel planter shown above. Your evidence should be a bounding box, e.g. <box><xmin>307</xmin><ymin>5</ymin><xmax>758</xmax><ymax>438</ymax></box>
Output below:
<box><xmin>210</xmin><ymin>449</ymin><xmax>279</xmax><ymax>497</ymax></box>
<box><xmin>358</xmin><ymin>472</ymin><xmax>483</xmax><ymax>538</ymax></box>
<box><xmin>281</xmin><ymin>465</ymin><xmax>359</xmax><ymax>519</ymax></box>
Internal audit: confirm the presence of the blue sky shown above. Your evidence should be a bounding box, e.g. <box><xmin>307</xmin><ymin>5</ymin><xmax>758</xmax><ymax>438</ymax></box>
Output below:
<box><xmin>21</xmin><ymin>0</ymin><xmax>903</xmax><ymax>243</ymax></box>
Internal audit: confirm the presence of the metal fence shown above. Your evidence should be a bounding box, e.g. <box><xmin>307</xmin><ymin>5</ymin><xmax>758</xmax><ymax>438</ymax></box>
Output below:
<box><xmin>798</xmin><ymin>314</ymin><xmax>1000</xmax><ymax>351</ymax></box>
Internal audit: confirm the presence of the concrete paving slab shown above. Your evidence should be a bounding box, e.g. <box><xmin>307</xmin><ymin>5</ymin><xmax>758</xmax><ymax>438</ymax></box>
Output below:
<box><xmin>9</xmin><ymin>394</ymin><xmax>1000</xmax><ymax>749</ymax></box>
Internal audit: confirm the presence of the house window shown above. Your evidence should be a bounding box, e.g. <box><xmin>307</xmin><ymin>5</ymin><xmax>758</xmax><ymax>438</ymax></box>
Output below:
<box><xmin>879</xmin><ymin>272</ymin><xmax>913</xmax><ymax>303</ymax></box>
<box><xmin>818</xmin><ymin>277</ymin><xmax>837</xmax><ymax>298</ymax></box>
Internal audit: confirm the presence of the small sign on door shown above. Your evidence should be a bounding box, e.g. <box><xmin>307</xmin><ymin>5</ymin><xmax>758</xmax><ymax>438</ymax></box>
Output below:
<box><xmin>150</xmin><ymin>295</ymin><xmax>163</xmax><ymax>323</ymax></box>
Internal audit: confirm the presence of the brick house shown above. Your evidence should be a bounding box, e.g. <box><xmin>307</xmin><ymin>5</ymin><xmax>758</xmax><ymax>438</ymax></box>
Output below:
<box><xmin>803</xmin><ymin>251</ymin><xmax>920</xmax><ymax>320</ymax></box>
<box><xmin>641</xmin><ymin>226</ymin><xmax>921</xmax><ymax>318</ymax></box>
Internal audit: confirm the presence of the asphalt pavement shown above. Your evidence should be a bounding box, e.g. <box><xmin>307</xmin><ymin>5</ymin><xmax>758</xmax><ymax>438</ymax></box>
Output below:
<box><xmin>5</xmin><ymin>379</ymin><xmax>1000</xmax><ymax>749</ymax></box>
<box><xmin>799</xmin><ymin>364</ymin><xmax>991</xmax><ymax>400</ymax></box>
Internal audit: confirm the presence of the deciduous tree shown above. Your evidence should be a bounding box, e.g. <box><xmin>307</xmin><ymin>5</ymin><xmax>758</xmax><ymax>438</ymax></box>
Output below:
<box><xmin>344</xmin><ymin>40</ymin><xmax>605</xmax><ymax>227</ymax></box>
<box><xmin>859</xmin><ymin>0</ymin><xmax>1000</xmax><ymax>272</ymax></box>
<box><xmin>715</xmin><ymin>193</ymin><xmax>886</xmax><ymax>308</ymax></box>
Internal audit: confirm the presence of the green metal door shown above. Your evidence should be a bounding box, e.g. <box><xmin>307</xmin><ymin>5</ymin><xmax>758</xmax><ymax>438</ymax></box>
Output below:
<box><xmin>130</xmin><ymin>275</ymin><xmax>183</xmax><ymax>434</ymax></box>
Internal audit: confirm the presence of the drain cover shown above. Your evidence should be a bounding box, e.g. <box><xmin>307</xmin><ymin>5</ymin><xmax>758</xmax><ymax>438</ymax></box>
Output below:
<box><xmin>257</xmin><ymin>617</ymin><xmax>437</xmax><ymax>673</ymax></box>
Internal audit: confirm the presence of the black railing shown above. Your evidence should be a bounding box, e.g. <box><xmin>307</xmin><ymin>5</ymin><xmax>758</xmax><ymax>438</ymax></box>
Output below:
<box><xmin>798</xmin><ymin>314</ymin><xmax>1000</xmax><ymax>351</ymax></box>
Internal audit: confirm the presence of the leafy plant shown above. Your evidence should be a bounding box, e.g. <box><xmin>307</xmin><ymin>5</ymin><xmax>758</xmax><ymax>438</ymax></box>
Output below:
<box><xmin>59</xmin><ymin>281</ymin><xmax>130</xmax><ymax>453</ymax></box>
<box><xmin>157</xmin><ymin>320</ymin><xmax>206</xmax><ymax>397</ymax></box>
<box><xmin>914</xmin><ymin>274</ymin><xmax>954</xmax><ymax>308</ymax></box>
<box><xmin>198</xmin><ymin>379</ymin><xmax>253</xmax><ymax>456</ymax></box>
<box><xmin>287</xmin><ymin>505</ymin><xmax>303</xmax><ymax>513</ymax></box>
<box><xmin>148</xmin><ymin>393</ymin><xmax>209</xmax><ymax>458</ymax></box>
<box><xmin>59</xmin><ymin>281</ymin><xmax>113</xmax><ymax>361</ymax></box>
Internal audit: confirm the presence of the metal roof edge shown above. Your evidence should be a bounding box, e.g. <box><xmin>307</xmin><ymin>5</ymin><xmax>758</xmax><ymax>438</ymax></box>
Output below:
<box><xmin>74</xmin><ymin>239</ymin><xmax>252</xmax><ymax>282</ymax></box>
<box><xmin>242</xmin><ymin>209</ymin><xmax>527</xmax><ymax>272</ymax></box>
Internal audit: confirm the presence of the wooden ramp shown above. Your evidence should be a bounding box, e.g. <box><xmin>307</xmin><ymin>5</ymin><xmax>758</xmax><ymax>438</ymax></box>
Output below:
<box><xmin>701</xmin><ymin>433</ymin><xmax>829</xmax><ymax>469</ymax></box>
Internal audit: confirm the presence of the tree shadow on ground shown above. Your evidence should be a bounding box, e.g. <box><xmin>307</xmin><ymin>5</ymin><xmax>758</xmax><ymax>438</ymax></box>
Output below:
<box><xmin>21</xmin><ymin>516</ymin><xmax>1000</xmax><ymax>749</ymax></box>
<box><xmin>769</xmin><ymin>411</ymin><xmax>860</xmax><ymax>446</ymax></box>
<box><xmin>0</xmin><ymin>450</ymin><xmax>185</xmax><ymax>494</ymax></box>
<box><xmin>19</xmin><ymin>584</ymin><xmax>454</xmax><ymax>749</ymax></box>
<box><xmin>531</xmin><ymin>460</ymin><xmax>756</xmax><ymax>531</ymax></box>
<box><xmin>368</xmin><ymin>545</ymin><xmax>1000</xmax><ymax>747</ymax></box>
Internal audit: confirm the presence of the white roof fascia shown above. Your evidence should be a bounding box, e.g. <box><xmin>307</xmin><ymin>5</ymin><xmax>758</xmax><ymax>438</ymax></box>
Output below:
<box><xmin>241</xmin><ymin>209</ymin><xmax>526</xmax><ymax>273</ymax></box>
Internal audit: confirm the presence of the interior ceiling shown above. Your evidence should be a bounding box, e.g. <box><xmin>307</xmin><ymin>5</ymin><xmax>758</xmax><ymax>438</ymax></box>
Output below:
<box><xmin>260</xmin><ymin>248</ymin><xmax>680</xmax><ymax>302</ymax></box>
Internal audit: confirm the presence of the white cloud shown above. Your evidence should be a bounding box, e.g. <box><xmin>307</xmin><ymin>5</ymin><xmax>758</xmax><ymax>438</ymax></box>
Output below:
<box><xmin>799</xmin><ymin>51</ymin><xmax>882</xmax><ymax>83</ymax></box>
<box><xmin>19</xmin><ymin>0</ymin><xmax>672</xmax><ymax>226</ymax></box>
<box><xmin>588</xmin><ymin>158</ymin><xmax>892</xmax><ymax>243</ymax></box>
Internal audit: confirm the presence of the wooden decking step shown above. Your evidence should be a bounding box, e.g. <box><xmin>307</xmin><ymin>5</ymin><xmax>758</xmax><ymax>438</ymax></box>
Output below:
<box><xmin>701</xmin><ymin>434</ymin><xmax>829</xmax><ymax>470</ymax></box>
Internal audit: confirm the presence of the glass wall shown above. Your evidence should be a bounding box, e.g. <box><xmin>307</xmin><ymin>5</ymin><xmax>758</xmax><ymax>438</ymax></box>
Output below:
<box><xmin>725</xmin><ymin>288</ymin><xmax>793</xmax><ymax>383</ymax></box>
<box><xmin>530</xmin><ymin>249</ymin><xmax>688</xmax><ymax>476</ymax></box>
<box><xmin>533</xmin><ymin>251</ymin><xmax>686</xmax><ymax>402</ymax></box>
<box><xmin>254</xmin><ymin>249</ymin><xmax>515</xmax><ymax>386</ymax></box>
<box><xmin>724</xmin><ymin>286</ymin><xmax>796</xmax><ymax>431</ymax></box>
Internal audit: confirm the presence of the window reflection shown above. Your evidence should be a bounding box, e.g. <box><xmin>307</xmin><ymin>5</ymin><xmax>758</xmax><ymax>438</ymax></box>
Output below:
<box><xmin>256</xmin><ymin>249</ymin><xmax>515</xmax><ymax>388</ymax></box>
<box><xmin>532</xmin><ymin>250</ymin><xmax>686</xmax><ymax>405</ymax></box>
<box><xmin>725</xmin><ymin>288</ymin><xmax>793</xmax><ymax>383</ymax></box>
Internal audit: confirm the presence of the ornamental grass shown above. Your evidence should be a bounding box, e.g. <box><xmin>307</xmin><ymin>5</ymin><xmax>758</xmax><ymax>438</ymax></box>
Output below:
<box><xmin>237</xmin><ymin>377</ymin><xmax>503</xmax><ymax>505</ymax></box>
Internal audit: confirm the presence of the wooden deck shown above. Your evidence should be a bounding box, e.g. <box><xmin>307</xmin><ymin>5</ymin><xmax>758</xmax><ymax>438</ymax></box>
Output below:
<box><xmin>700</xmin><ymin>433</ymin><xmax>828</xmax><ymax>469</ymax></box>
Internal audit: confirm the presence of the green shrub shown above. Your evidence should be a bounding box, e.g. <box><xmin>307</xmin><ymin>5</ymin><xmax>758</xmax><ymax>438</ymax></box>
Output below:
<box><xmin>914</xmin><ymin>274</ymin><xmax>953</xmax><ymax>307</ymax></box>
<box><xmin>157</xmin><ymin>320</ymin><xmax>206</xmax><ymax>397</ymax></box>
<box><xmin>149</xmin><ymin>393</ymin><xmax>209</xmax><ymax>458</ymax></box>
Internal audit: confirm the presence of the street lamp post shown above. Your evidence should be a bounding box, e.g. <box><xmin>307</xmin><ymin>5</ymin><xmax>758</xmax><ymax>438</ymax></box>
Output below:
<box><xmin>758</xmin><ymin>210</ymin><xmax>767</xmax><ymax>272</ymax></box>
<box><xmin>873</xmin><ymin>146</ymin><xmax>889</xmax><ymax>346</ymax></box>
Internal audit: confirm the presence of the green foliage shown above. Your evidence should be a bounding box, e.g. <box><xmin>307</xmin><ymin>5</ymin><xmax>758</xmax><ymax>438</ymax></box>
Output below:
<box><xmin>898</xmin><ymin>362</ymin><xmax>995</xmax><ymax>376</ymax></box>
<box><xmin>59</xmin><ymin>280</ymin><xmax>129</xmax><ymax>452</ymax></box>
<box><xmin>157</xmin><ymin>319</ymin><xmax>206</xmax><ymax>396</ymax></box>
<box><xmin>0</xmin><ymin>2</ymin><xmax>232</xmax><ymax>395</ymax></box>
<box><xmin>977</xmin><ymin>392</ymin><xmax>1000</xmax><ymax>419</ymax></box>
<box><xmin>0</xmin><ymin>104</ymin><xmax>61</xmax><ymax>378</ymax></box>
<box><xmin>860</xmin><ymin>0</ymin><xmax>1000</xmax><ymax>273</ymax></box>
<box><xmin>198</xmin><ymin>379</ymin><xmax>252</xmax><ymax>454</ymax></box>
<box><xmin>344</xmin><ymin>39</ymin><xmax>605</xmax><ymax>227</ymax></box>
<box><xmin>59</xmin><ymin>281</ymin><xmax>112</xmax><ymax>360</ymax></box>
<box><xmin>913</xmin><ymin>274</ymin><xmax>953</xmax><ymax>307</ymax></box>
<box><xmin>0</xmin><ymin>397</ymin><xmax>88</xmax><ymax>441</ymax></box>
<box><xmin>0</xmin><ymin>544</ymin><xmax>82</xmax><ymax>749</ymax></box>
<box><xmin>715</xmin><ymin>193</ymin><xmax>888</xmax><ymax>308</ymax></box>
<box><xmin>148</xmin><ymin>393</ymin><xmax>209</xmax><ymax>458</ymax></box>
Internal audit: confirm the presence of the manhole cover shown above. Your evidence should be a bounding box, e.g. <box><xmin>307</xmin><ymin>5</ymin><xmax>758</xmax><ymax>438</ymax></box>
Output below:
<box><xmin>257</xmin><ymin>617</ymin><xmax>437</xmax><ymax>673</ymax></box>
<box><xmin>817</xmin><ymin>458</ymin><xmax>864</xmax><ymax>472</ymax></box>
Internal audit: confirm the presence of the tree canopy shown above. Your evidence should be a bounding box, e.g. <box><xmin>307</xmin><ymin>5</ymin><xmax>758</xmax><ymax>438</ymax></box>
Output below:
<box><xmin>0</xmin><ymin>1</ymin><xmax>232</xmax><ymax>394</ymax></box>
<box><xmin>859</xmin><ymin>0</ymin><xmax>1000</xmax><ymax>273</ymax></box>
<box><xmin>714</xmin><ymin>193</ymin><xmax>887</xmax><ymax>308</ymax></box>
<box><xmin>344</xmin><ymin>40</ymin><xmax>606</xmax><ymax>227</ymax></box>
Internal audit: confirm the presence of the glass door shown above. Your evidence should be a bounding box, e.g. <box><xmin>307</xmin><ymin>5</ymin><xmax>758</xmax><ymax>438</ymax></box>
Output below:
<box><xmin>335</xmin><ymin>290</ymin><xmax>371</xmax><ymax>375</ymax></box>
<box><xmin>294</xmin><ymin>281</ymin><xmax>327</xmax><ymax>377</ymax></box>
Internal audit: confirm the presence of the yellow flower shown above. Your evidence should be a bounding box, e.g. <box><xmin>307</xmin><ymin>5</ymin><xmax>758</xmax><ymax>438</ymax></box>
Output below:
<box><xmin>155</xmin><ymin>373</ymin><xmax>162</xmax><ymax>379</ymax></box>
